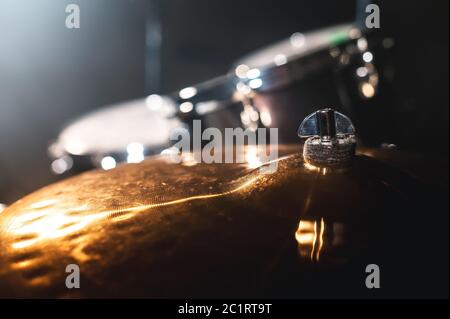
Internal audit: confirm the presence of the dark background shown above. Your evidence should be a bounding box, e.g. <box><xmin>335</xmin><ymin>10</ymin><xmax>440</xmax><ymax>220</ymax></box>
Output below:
<box><xmin>0</xmin><ymin>0</ymin><xmax>448</xmax><ymax>204</ymax></box>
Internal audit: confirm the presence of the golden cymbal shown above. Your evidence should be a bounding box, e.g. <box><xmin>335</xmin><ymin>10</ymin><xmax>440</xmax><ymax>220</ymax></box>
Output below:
<box><xmin>0</xmin><ymin>145</ymin><xmax>447</xmax><ymax>298</ymax></box>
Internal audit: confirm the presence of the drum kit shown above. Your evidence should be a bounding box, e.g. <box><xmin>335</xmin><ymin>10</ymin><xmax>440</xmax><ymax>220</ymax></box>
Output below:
<box><xmin>47</xmin><ymin>23</ymin><xmax>392</xmax><ymax>175</ymax></box>
<box><xmin>0</xmin><ymin>23</ymin><xmax>447</xmax><ymax>298</ymax></box>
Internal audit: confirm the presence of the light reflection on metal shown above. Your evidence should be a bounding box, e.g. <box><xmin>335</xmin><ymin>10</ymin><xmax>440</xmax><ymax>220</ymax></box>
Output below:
<box><xmin>357</xmin><ymin>37</ymin><xmax>368</xmax><ymax>51</ymax></box>
<box><xmin>178</xmin><ymin>87</ymin><xmax>197</xmax><ymax>100</ymax></box>
<box><xmin>180</xmin><ymin>152</ymin><xmax>198</xmax><ymax>167</ymax></box>
<box><xmin>260</xmin><ymin>110</ymin><xmax>272</xmax><ymax>127</ymax></box>
<box><xmin>63</xmin><ymin>139</ymin><xmax>86</xmax><ymax>156</ymax></box>
<box><xmin>4</xmin><ymin>148</ymin><xmax>296</xmax><ymax>257</ymax></box>
<box><xmin>50</xmin><ymin>155</ymin><xmax>73</xmax><ymax>175</ymax></box>
<box><xmin>11</xmin><ymin>258</ymin><xmax>39</xmax><ymax>270</ymax></box>
<box><xmin>290</xmin><ymin>32</ymin><xmax>305</xmax><ymax>48</ymax></box>
<box><xmin>6</xmin><ymin>173</ymin><xmax>262</xmax><ymax>253</ymax></box>
<box><xmin>362</xmin><ymin>51</ymin><xmax>373</xmax><ymax>63</ymax></box>
<box><xmin>246</xmin><ymin>68</ymin><xmax>261</xmax><ymax>80</ymax></box>
<box><xmin>356</xmin><ymin>62</ymin><xmax>378</xmax><ymax>99</ymax></box>
<box><xmin>9</xmin><ymin>203</ymin><xmax>94</xmax><ymax>249</ymax></box>
<box><xmin>296</xmin><ymin>220</ymin><xmax>315</xmax><ymax>243</ymax></box>
<box><xmin>240</xmin><ymin>104</ymin><xmax>259</xmax><ymax>131</ymax></box>
<box><xmin>303</xmin><ymin>161</ymin><xmax>328</xmax><ymax>175</ymax></box>
<box><xmin>101</xmin><ymin>156</ymin><xmax>116</xmax><ymax>170</ymax></box>
<box><xmin>236</xmin><ymin>82</ymin><xmax>251</xmax><ymax>95</ymax></box>
<box><xmin>349</xmin><ymin>28</ymin><xmax>362</xmax><ymax>39</ymax></box>
<box><xmin>274</xmin><ymin>54</ymin><xmax>287</xmax><ymax>66</ymax></box>
<box><xmin>317</xmin><ymin>218</ymin><xmax>325</xmax><ymax>261</ymax></box>
<box><xmin>30</xmin><ymin>199</ymin><xmax>59</xmax><ymax>209</ymax></box>
<box><xmin>160</xmin><ymin>146</ymin><xmax>180</xmax><ymax>157</ymax></box>
<box><xmin>235</xmin><ymin>64</ymin><xmax>250</xmax><ymax>79</ymax></box>
<box><xmin>296</xmin><ymin>218</ymin><xmax>349</xmax><ymax>263</ymax></box>
<box><xmin>249</xmin><ymin>78</ymin><xmax>263</xmax><ymax>89</ymax></box>
<box><xmin>195</xmin><ymin>101</ymin><xmax>219</xmax><ymax>115</ymax></box>
<box><xmin>360</xmin><ymin>82</ymin><xmax>376</xmax><ymax>98</ymax></box>
<box><xmin>356</xmin><ymin>66</ymin><xmax>368</xmax><ymax>78</ymax></box>
<box><xmin>179</xmin><ymin>101</ymin><xmax>194</xmax><ymax>113</ymax></box>
<box><xmin>311</xmin><ymin>221</ymin><xmax>318</xmax><ymax>260</ymax></box>
<box><xmin>244</xmin><ymin>146</ymin><xmax>263</xmax><ymax>169</ymax></box>
<box><xmin>145</xmin><ymin>94</ymin><xmax>163</xmax><ymax>111</ymax></box>
<box><xmin>353</xmin><ymin>32</ymin><xmax>379</xmax><ymax>100</ymax></box>
<box><xmin>295</xmin><ymin>218</ymin><xmax>325</xmax><ymax>262</ymax></box>
<box><xmin>126</xmin><ymin>142</ymin><xmax>145</xmax><ymax>163</ymax></box>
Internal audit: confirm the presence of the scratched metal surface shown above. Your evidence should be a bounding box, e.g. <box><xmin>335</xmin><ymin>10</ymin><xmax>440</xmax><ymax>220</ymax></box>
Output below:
<box><xmin>0</xmin><ymin>145</ymin><xmax>447</xmax><ymax>298</ymax></box>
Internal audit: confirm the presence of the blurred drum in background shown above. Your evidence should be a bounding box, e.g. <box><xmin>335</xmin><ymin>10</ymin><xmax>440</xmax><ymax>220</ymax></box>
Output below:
<box><xmin>230</xmin><ymin>24</ymin><xmax>396</xmax><ymax>145</ymax></box>
<box><xmin>49</xmin><ymin>23</ymin><xmax>394</xmax><ymax>175</ymax></box>
<box><xmin>48</xmin><ymin>97</ymin><xmax>181</xmax><ymax>174</ymax></box>
<box><xmin>170</xmin><ymin>23</ymin><xmax>395</xmax><ymax>144</ymax></box>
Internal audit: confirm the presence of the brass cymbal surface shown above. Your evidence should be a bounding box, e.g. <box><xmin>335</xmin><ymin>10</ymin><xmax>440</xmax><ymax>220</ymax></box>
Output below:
<box><xmin>0</xmin><ymin>145</ymin><xmax>447</xmax><ymax>298</ymax></box>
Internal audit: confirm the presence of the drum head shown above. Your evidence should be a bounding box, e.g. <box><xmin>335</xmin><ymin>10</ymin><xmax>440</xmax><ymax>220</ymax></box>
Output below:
<box><xmin>56</xmin><ymin>97</ymin><xmax>180</xmax><ymax>156</ymax></box>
